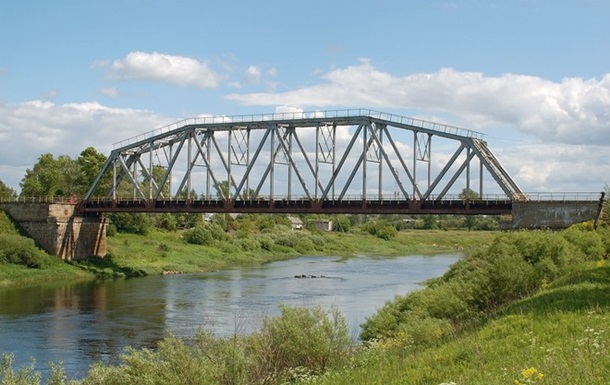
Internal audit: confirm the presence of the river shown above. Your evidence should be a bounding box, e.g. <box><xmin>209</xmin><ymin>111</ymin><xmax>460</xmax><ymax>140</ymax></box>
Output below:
<box><xmin>0</xmin><ymin>253</ymin><xmax>459</xmax><ymax>379</ymax></box>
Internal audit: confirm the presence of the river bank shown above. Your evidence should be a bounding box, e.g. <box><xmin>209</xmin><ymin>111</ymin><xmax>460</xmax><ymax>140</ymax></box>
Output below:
<box><xmin>1</xmin><ymin>206</ymin><xmax>498</xmax><ymax>286</ymax></box>
<box><xmin>101</xmin><ymin>228</ymin><xmax>496</xmax><ymax>276</ymax></box>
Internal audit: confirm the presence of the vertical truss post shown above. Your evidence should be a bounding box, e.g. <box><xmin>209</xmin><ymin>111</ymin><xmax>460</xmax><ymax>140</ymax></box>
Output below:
<box><xmin>204</xmin><ymin>133</ymin><xmax>210</xmax><ymax>198</ymax></box>
<box><xmin>288</xmin><ymin>127</ymin><xmax>293</xmax><ymax>199</ymax></box>
<box><xmin>246</xmin><ymin>129</ymin><xmax>251</xmax><ymax>196</ymax></box>
<box><xmin>363</xmin><ymin>123</ymin><xmax>368</xmax><ymax>200</ymax></box>
<box><xmin>376</xmin><ymin>124</ymin><xmax>383</xmax><ymax>200</ymax></box>
<box><xmin>112</xmin><ymin>158</ymin><xmax>117</xmax><ymax>200</ymax></box>
<box><xmin>227</xmin><ymin>128</ymin><xmax>232</xmax><ymax>201</ymax></box>
<box><xmin>270</xmin><ymin>125</ymin><xmax>275</xmax><ymax>200</ymax></box>
<box><xmin>315</xmin><ymin>124</ymin><xmax>320</xmax><ymax>199</ymax></box>
<box><xmin>187</xmin><ymin>135</ymin><xmax>192</xmax><ymax>200</ymax></box>
<box><xmin>427</xmin><ymin>135</ymin><xmax>432</xmax><ymax>190</ymax></box>
<box><xmin>466</xmin><ymin>147</ymin><xmax>471</xmax><ymax>197</ymax></box>
<box><xmin>148</xmin><ymin>146</ymin><xmax>153</xmax><ymax>199</ymax></box>
<box><xmin>413</xmin><ymin>132</ymin><xmax>417</xmax><ymax>199</ymax></box>
<box><xmin>332</xmin><ymin>122</ymin><xmax>337</xmax><ymax>199</ymax></box>
<box><xmin>479</xmin><ymin>158</ymin><xmax>484</xmax><ymax>197</ymax></box>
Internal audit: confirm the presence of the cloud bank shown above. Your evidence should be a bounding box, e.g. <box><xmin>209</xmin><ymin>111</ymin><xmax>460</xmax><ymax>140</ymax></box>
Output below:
<box><xmin>227</xmin><ymin>61</ymin><xmax>610</xmax><ymax>145</ymax></box>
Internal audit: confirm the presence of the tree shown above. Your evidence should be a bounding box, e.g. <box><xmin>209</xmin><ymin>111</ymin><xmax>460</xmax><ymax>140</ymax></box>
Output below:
<box><xmin>20</xmin><ymin>153</ymin><xmax>68</xmax><ymax>197</ymax></box>
<box><xmin>459</xmin><ymin>188</ymin><xmax>480</xmax><ymax>200</ymax></box>
<box><xmin>0</xmin><ymin>180</ymin><xmax>17</xmax><ymax>200</ymax></box>
<box><xmin>76</xmin><ymin>147</ymin><xmax>108</xmax><ymax>196</ymax></box>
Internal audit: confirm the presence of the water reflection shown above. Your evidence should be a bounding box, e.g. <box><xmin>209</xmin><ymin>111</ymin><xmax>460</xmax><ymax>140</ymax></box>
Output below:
<box><xmin>0</xmin><ymin>279</ymin><xmax>167</xmax><ymax>377</ymax></box>
<box><xmin>0</xmin><ymin>253</ymin><xmax>458</xmax><ymax>378</ymax></box>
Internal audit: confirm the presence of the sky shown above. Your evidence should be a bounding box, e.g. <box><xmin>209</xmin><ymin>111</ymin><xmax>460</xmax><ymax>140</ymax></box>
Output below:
<box><xmin>1</xmin><ymin>0</ymin><xmax>609</xmax><ymax>195</ymax></box>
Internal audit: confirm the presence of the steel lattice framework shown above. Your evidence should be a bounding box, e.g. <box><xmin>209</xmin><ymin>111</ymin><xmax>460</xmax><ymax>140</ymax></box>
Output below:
<box><xmin>81</xmin><ymin>110</ymin><xmax>525</xmax><ymax>215</ymax></box>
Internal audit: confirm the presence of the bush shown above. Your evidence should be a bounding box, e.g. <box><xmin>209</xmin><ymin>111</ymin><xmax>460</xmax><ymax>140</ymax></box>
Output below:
<box><xmin>183</xmin><ymin>223</ymin><xmax>227</xmax><ymax>245</ymax></box>
<box><xmin>333</xmin><ymin>215</ymin><xmax>352</xmax><ymax>232</ymax></box>
<box><xmin>363</xmin><ymin>221</ymin><xmax>397</xmax><ymax>240</ymax></box>
<box><xmin>251</xmin><ymin>305</ymin><xmax>353</xmax><ymax>377</ymax></box>
<box><xmin>361</xmin><ymin>228</ymin><xmax>600</xmax><ymax>344</ymax></box>
<box><xmin>108</xmin><ymin>213</ymin><xmax>152</xmax><ymax>235</ymax></box>
<box><xmin>0</xmin><ymin>234</ymin><xmax>49</xmax><ymax>268</ymax></box>
<box><xmin>76</xmin><ymin>306</ymin><xmax>352</xmax><ymax>385</ymax></box>
<box><xmin>562</xmin><ymin>226</ymin><xmax>605</xmax><ymax>261</ymax></box>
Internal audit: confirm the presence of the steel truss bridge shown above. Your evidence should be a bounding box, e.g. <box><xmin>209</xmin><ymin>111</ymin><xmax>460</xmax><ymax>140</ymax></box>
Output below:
<box><xmin>81</xmin><ymin>109</ymin><xmax>528</xmax><ymax>215</ymax></box>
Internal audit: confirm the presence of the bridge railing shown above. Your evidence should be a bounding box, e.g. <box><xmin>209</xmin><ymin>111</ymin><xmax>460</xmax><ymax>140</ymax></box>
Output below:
<box><xmin>2</xmin><ymin>192</ymin><xmax>601</xmax><ymax>205</ymax></box>
<box><xmin>518</xmin><ymin>192</ymin><xmax>603</xmax><ymax>202</ymax></box>
<box><xmin>112</xmin><ymin>109</ymin><xmax>485</xmax><ymax>149</ymax></box>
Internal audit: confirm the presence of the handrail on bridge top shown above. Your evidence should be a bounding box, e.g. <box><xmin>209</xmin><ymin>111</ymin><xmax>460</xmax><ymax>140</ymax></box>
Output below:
<box><xmin>112</xmin><ymin>109</ymin><xmax>486</xmax><ymax>149</ymax></box>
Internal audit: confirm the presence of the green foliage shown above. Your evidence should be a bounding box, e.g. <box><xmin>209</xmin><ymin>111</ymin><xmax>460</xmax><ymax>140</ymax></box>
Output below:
<box><xmin>363</xmin><ymin>221</ymin><xmax>397</xmax><ymax>240</ymax></box>
<box><xmin>46</xmin><ymin>305</ymin><xmax>352</xmax><ymax>385</ymax></box>
<box><xmin>0</xmin><ymin>354</ymin><xmax>42</xmax><ymax>385</ymax></box>
<box><xmin>107</xmin><ymin>213</ymin><xmax>152</xmax><ymax>235</ymax></box>
<box><xmin>0</xmin><ymin>181</ymin><xmax>17</xmax><ymax>201</ymax></box>
<box><xmin>152</xmin><ymin>213</ymin><xmax>178</xmax><ymax>232</ymax></box>
<box><xmin>0</xmin><ymin>211</ymin><xmax>19</xmax><ymax>235</ymax></box>
<box><xmin>561</xmin><ymin>225</ymin><xmax>604</xmax><ymax>260</ymax></box>
<box><xmin>332</xmin><ymin>215</ymin><xmax>351</xmax><ymax>232</ymax></box>
<box><xmin>75</xmin><ymin>147</ymin><xmax>109</xmax><ymax>196</ymax></box>
<box><xmin>183</xmin><ymin>223</ymin><xmax>227</xmax><ymax>245</ymax></box>
<box><xmin>252</xmin><ymin>305</ymin><xmax>353</xmax><ymax>378</ymax></box>
<box><xmin>360</xmin><ymin>226</ymin><xmax>607</xmax><ymax>343</ymax></box>
<box><xmin>18</xmin><ymin>148</ymin><xmax>109</xmax><ymax>198</ymax></box>
<box><xmin>0</xmin><ymin>234</ymin><xmax>49</xmax><ymax>268</ymax></box>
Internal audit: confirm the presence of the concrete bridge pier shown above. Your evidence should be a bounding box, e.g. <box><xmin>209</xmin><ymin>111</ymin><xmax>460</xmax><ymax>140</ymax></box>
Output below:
<box><xmin>0</xmin><ymin>203</ymin><xmax>107</xmax><ymax>260</ymax></box>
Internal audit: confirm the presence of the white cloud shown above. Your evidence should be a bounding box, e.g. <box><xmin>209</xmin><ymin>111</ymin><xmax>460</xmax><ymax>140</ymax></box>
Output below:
<box><xmin>0</xmin><ymin>100</ymin><xmax>171</xmax><ymax>190</ymax></box>
<box><xmin>243</xmin><ymin>65</ymin><xmax>262</xmax><ymax>85</ymax></box>
<box><xmin>226</xmin><ymin>60</ymin><xmax>610</xmax><ymax>145</ymax></box>
<box><xmin>106</xmin><ymin>51</ymin><xmax>223</xmax><ymax>88</ymax></box>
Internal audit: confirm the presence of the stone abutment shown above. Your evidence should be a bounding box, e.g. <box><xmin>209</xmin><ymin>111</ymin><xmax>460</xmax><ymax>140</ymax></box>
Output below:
<box><xmin>0</xmin><ymin>203</ymin><xmax>107</xmax><ymax>260</ymax></box>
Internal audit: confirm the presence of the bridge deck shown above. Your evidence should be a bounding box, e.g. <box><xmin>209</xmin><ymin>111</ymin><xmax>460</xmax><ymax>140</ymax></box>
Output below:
<box><xmin>79</xmin><ymin>198</ymin><xmax>513</xmax><ymax>215</ymax></box>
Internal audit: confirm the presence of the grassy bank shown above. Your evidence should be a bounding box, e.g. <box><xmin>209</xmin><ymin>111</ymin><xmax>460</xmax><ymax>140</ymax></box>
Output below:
<box><xmin>1</xmin><ymin>208</ymin><xmax>497</xmax><ymax>286</ymax></box>
<box><xmin>2</xmin><ymin>226</ymin><xmax>607</xmax><ymax>384</ymax></box>
<box><xmin>308</xmin><ymin>261</ymin><xmax>610</xmax><ymax>385</ymax></box>
<box><xmin>101</xmin><ymin>228</ymin><xmax>496</xmax><ymax>276</ymax></box>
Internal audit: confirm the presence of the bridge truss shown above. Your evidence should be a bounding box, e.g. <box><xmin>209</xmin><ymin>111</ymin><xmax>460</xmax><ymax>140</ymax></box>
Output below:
<box><xmin>81</xmin><ymin>110</ymin><xmax>525</xmax><ymax>215</ymax></box>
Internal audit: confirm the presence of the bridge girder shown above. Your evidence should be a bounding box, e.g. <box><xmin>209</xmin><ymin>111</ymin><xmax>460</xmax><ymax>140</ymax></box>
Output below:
<box><xmin>83</xmin><ymin>110</ymin><xmax>525</xmax><ymax>211</ymax></box>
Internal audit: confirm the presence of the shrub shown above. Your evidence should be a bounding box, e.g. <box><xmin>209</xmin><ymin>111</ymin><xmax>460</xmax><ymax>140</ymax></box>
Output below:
<box><xmin>333</xmin><ymin>215</ymin><xmax>351</xmax><ymax>232</ymax></box>
<box><xmin>107</xmin><ymin>213</ymin><xmax>152</xmax><ymax>235</ymax></box>
<box><xmin>154</xmin><ymin>213</ymin><xmax>178</xmax><ymax>232</ymax></box>
<box><xmin>361</xmin><ymin>228</ymin><xmax>597</xmax><ymax>344</ymax></box>
<box><xmin>562</xmin><ymin>226</ymin><xmax>605</xmax><ymax>261</ymax></box>
<box><xmin>363</xmin><ymin>221</ymin><xmax>397</xmax><ymax>240</ymax></box>
<box><xmin>251</xmin><ymin>305</ymin><xmax>352</xmax><ymax>378</ymax></box>
<box><xmin>0</xmin><ymin>234</ymin><xmax>48</xmax><ymax>268</ymax></box>
<box><xmin>183</xmin><ymin>223</ymin><xmax>227</xmax><ymax>245</ymax></box>
<box><xmin>258</xmin><ymin>235</ymin><xmax>274</xmax><ymax>251</ymax></box>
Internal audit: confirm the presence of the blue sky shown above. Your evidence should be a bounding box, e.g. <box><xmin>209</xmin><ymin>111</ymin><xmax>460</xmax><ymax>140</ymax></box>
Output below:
<box><xmin>1</xmin><ymin>0</ymin><xmax>609</xmax><ymax>193</ymax></box>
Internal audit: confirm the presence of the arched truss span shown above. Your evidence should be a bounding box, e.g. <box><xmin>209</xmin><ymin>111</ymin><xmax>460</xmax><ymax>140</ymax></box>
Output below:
<box><xmin>82</xmin><ymin>109</ymin><xmax>525</xmax><ymax>214</ymax></box>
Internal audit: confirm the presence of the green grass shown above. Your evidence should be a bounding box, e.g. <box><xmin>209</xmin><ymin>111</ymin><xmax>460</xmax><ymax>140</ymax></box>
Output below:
<box><xmin>308</xmin><ymin>262</ymin><xmax>610</xmax><ymax>385</ymax></box>
<box><xmin>2</xmin><ymin>206</ymin><xmax>498</xmax><ymax>285</ymax></box>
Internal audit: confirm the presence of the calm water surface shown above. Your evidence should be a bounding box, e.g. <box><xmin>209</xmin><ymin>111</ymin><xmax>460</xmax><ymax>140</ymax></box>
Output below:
<box><xmin>0</xmin><ymin>253</ymin><xmax>458</xmax><ymax>378</ymax></box>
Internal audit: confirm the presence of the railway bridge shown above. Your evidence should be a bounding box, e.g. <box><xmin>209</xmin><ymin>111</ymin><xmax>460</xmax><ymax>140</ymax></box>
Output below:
<box><xmin>1</xmin><ymin>110</ymin><xmax>604</xmax><ymax>258</ymax></box>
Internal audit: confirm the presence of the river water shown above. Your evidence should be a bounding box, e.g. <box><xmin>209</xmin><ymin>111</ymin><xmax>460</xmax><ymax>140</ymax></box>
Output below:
<box><xmin>0</xmin><ymin>253</ymin><xmax>458</xmax><ymax>379</ymax></box>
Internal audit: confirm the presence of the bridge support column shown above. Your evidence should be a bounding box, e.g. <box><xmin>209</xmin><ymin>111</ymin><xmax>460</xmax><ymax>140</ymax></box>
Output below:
<box><xmin>0</xmin><ymin>203</ymin><xmax>107</xmax><ymax>260</ymax></box>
